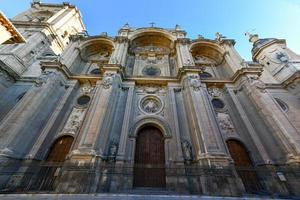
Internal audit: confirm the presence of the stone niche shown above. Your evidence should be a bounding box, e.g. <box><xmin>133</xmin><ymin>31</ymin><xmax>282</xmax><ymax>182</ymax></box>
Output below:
<box><xmin>74</xmin><ymin>39</ymin><xmax>114</xmax><ymax>74</ymax></box>
<box><xmin>190</xmin><ymin>43</ymin><xmax>233</xmax><ymax>79</ymax></box>
<box><xmin>128</xmin><ymin>33</ymin><xmax>177</xmax><ymax>77</ymax></box>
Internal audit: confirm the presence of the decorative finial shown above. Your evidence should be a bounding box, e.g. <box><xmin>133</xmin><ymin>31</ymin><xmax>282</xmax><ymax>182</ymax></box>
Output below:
<box><xmin>245</xmin><ymin>32</ymin><xmax>259</xmax><ymax>43</ymax></box>
<box><xmin>197</xmin><ymin>34</ymin><xmax>204</xmax><ymax>39</ymax></box>
<box><xmin>100</xmin><ymin>32</ymin><xmax>108</xmax><ymax>36</ymax></box>
<box><xmin>122</xmin><ymin>22</ymin><xmax>130</xmax><ymax>29</ymax></box>
<box><xmin>150</xmin><ymin>22</ymin><xmax>156</xmax><ymax>27</ymax></box>
<box><xmin>175</xmin><ymin>24</ymin><xmax>182</xmax><ymax>31</ymax></box>
<box><xmin>215</xmin><ymin>32</ymin><xmax>226</xmax><ymax>42</ymax></box>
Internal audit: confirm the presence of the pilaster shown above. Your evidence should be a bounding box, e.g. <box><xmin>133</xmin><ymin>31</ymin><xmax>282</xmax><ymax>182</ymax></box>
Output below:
<box><xmin>182</xmin><ymin>73</ymin><xmax>229</xmax><ymax>166</ymax></box>
<box><xmin>240</xmin><ymin>75</ymin><xmax>300</xmax><ymax>163</ymax></box>
<box><xmin>0</xmin><ymin>70</ymin><xmax>67</xmax><ymax>159</ymax></box>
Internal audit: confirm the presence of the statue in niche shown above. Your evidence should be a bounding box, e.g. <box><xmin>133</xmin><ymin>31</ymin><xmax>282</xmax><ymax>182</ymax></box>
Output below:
<box><xmin>108</xmin><ymin>141</ymin><xmax>118</xmax><ymax>161</ymax></box>
<box><xmin>181</xmin><ymin>140</ymin><xmax>193</xmax><ymax>161</ymax></box>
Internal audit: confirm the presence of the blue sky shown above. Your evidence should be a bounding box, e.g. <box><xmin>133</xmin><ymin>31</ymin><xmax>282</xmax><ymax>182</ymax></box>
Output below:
<box><xmin>1</xmin><ymin>0</ymin><xmax>299</xmax><ymax>60</ymax></box>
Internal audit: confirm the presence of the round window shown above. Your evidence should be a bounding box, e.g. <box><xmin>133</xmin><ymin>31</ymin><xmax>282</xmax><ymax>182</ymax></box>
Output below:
<box><xmin>212</xmin><ymin>98</ymin><xmax>225</xmax><ymax>109</ymax></box>
<box><xmin>200</xmin><ymin>72</ymin><xmax>212</xmax><ymax>79</ymax></box>
<box><xmin>77</xmin><ymin>95</ymin><xmax>91</xmax><ymax>106</ymax></box>
<box><xmin>90</xmin><ymin>68</ymin><xmax>100</xmax><ymax>75</ymax></box>
<box><xmin>142</xmin><ymin>65</ymin><xmax>161</xmax><ymax>77</ymax></box>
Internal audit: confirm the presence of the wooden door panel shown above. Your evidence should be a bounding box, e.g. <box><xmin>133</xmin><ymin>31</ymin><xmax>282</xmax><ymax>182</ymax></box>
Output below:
<box><xmin>226</xmin><ymin>140</ymin><xmax>262</xmax><ymax>193</ymax></box>
<box><xmin>133</xmin><ymin>126</ymin><xmax>166</xmax><ymax>188</ymax></box>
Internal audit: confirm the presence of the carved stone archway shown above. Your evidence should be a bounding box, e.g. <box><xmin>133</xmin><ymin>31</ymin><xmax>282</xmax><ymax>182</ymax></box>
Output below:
<box><xmin>129</xmin><ymin>116</ymin><xmax>172</xmax><ymax>139</ymax></box>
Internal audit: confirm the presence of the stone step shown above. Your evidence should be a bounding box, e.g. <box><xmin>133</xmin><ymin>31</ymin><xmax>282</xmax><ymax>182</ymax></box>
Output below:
<box><xmin>0</xmin><ymin>194</ymin><xmax>287</xmax><ymax>200</ymax></box>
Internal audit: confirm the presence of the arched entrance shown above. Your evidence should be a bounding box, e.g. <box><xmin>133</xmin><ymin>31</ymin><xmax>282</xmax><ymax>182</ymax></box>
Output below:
<box><xmin>46</xmin><ymin>136</ymin><xmax>74</xmax><ymax>162</ymax></box>
<box><xmin>33</xmin><ymin>136</ymin><xmax>74</xmax><ymax>191</ymax></box>
<box><xmin>133</xmin><ymin>126</ymin><xmax>166</xmax><ymax>188</ymax></box>
<box><xmin>226</xmin><ymin>139</ymin><xmax>262</xmax><ymax>193</ymax></box>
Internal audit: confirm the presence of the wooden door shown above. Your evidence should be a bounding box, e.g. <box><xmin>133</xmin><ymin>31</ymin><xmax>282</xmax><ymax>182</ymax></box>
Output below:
<box><xmin>133</xmin><ymin>126</ymin><xmax>166</xmax><ymax>188</ymax></box>
<box><xmin>47</xmin><ymin>136</ymin><xmax>74</xmax><ymax>162</ymax></box>
<box><xmin>227</xmin><ymin>140</ymin><xmax>262</xmax><ymax>193</ymax></box>
<box><xmin>33</xmin><ymin>136</ymin><xmax>74</xmax><ymax>191</ymax></box>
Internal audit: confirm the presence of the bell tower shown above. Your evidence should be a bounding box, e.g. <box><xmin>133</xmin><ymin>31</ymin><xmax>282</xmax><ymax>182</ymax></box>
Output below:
<box><xmin>249</xmin><ymin>33</ymin><xmax>300</xmax><ymax>96</ymax></box>
<box><xmin>0</xmin><ymin>1</ymin><xmax>86</xmax><ymax>78</ymax></box>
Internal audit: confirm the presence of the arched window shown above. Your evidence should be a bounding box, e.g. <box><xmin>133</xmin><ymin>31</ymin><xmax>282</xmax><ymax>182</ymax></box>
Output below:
<box><xmin>275</xmin><ymin>98</ymin><xmax>288</xmax><ymax>112</ymax></box>
<box><xmin>90</xmin><ymin>68</ymin><xmax>100</xmax><ymax>75</ymax></box>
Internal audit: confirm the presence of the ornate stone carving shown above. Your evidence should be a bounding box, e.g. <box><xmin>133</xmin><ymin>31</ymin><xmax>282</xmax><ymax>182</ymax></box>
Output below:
<box><xmin>188</xmin><ymin>75</ymin><xmax>201</xmax><ymax>91</ymax></box>
<box><xmin>194</xmin><ymin>55</ymin><xmax>217</xmax><ymax>65</ymax></box>
<box><xmin>140</xmin><ymin>95</ymin><xmax>163</xmax><ymax>114</ymax></box>
<box><xmin>81</xmin><ymin>86</ymin><xmax>94</xmax><ymax>94</ymax></box>
<box><xmin>248</xmin><ymin>76</ymin><xmax>266</xmax><ymax>92</ymax></box>
<box><xmin>215</xmin><ymin>32</ymin><xmax>226</xmax><ymax>42</ymax></box>
<box><xmin>35</xmin><ymin>71</ymin><xmax>56</xmax><ymax>87</ymax></box>
<box><xmin>102</xmin><ymin>73</ymin><xmax>114</xmax><ymax>89</ymax></box>
<box><xmin>61</xmin><ymin>108</ymin><xmax>86</xmax><ymax>135</ymax></box>
<box><xmin>217</xmin><ymin>112</ymin><xmax>235</xmax><ymax>135</ymax></box>
<box><xmin>181</xmin><ymin>140</ymin><xmax>193</xmax><ymax>161</ymax></box>
<box><xmin>114</xmin><ymin>36</ymin><xmax>128</xmax><ymax>43</ymax></box>
<box><xmin>177</xmin><ymin>38</ymin><xmax>190</xmax><ymax>45</ymax></box>
<box><xmin>208</xmin><ymin>87</ymin><xmax>223</xmax><ymax>98</ymax></box>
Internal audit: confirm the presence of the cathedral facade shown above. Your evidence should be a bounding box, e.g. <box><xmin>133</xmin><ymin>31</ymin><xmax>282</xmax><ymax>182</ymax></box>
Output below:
<box><xmin>0</xmin><ymin>2</ymin><xmax>300</xmax><ymax>197</ymax></box>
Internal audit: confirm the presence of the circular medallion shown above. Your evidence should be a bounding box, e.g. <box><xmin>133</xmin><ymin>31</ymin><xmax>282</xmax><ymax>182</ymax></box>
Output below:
<box><xmin>140</xmin><ymin>96</ymin><xmax>163</xmax><ymax>114</ymax></box>
<box><xmin>142</xmin><ymin>65</ymin><xmax>161</xmax><ymax>77</ymax></box>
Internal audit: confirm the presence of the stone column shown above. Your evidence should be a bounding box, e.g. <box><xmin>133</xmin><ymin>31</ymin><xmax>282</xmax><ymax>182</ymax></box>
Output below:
<box><xmin>168</xmin><ymin>84</ymin><xmax>184</xmax><ymax>162</ymax></box>
<box><xmin>219</xmin><ymin>41</ymin><xmax>244</xmax><ymax>72</ymax></box>
<box><xmin>181</xmin><ymin>73</ymin><xmax>243</xmax><ymax>196</ymax></box>
<box><xmin>116</xmin><ymin>83</ymin><xmax>135</xmax><ymax>162</ymax></box>
<box><xmin>182</xmin><ymin>73</ymin><xmax>229</xmax><ymax>165</ymax></box>
<box><xmin>71</xmin><ymin>72</ymin><xmax>121</xmax><ymax>157</ymax></box>
<box><xmin>26</xmin><ymin>80</ymin><xmax>79</xmax><ymax>160</ymax></box>
<box><xmin>226</xmin><ymin>86</ymin><xmax>271</xmax><ymax>164</ymax></box>
<box><xmin>241</xmin><ymin>75</ymin><xmax>300</xmax><ymax>163</ymax></box>
<box><xmin>109</xmin><ymin>36</ymin><xmax>128</xmax><ymax>66</ymax></box>
<box><xmin>56</xmin><ymin>70</ymin><xmax>122</xmax><ymax>193</ymax></box>
<box><xmin>0</xmin><ymin>70</ymin><xmax>66</xmax><ymax>161</ymax></box>
<box><xmin>176</xmin><ymin>38</ymin><xmax>194</xmax><ymax>68</ymax></box>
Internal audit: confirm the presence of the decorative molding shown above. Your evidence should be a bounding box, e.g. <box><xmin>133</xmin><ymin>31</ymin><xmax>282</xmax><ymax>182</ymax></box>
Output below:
<box><xmin>101</xmin><ymin>73</ymin><xmax>114</xmax><ymax>89</ymax></box>
<box><xmin>0</xmin><ymin>11</ymin><xmax>26</xmax><ymax>44</ymax></box>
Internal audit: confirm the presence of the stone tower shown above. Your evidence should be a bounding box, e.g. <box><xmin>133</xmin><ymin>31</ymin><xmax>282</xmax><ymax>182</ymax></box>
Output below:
<box><xmin>0</xmin><ymin>2</ymin><xmax>299</xmax><ymax>198</ymax></box>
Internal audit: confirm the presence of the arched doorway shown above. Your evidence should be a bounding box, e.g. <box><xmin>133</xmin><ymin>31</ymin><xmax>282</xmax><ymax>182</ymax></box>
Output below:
<box><xmin>46</xmin><ymin>136</ymin><xmax>74</xmax><ymax>162</ymax></box>
<box><xmin>226</xmin><ymin>139</ymin><xmax>262</xmax><ymax>193</ymax></box>
<box><xmin>33</xmin><ymin>136</ymin><xmax>74</xmax><ymax>191</ymax></box>
<box><xmin>133</xmin><ymin>126</ymin><xmax>166</xmax><ymax>188</ymax></box>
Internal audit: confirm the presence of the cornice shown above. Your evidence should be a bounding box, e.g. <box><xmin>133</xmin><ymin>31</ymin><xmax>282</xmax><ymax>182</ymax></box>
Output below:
<box><xmin>281</xmin><ymin>70</ymin><xmax>300</xmax><ymax>88</ymax></box>
<box><xmin>0</xmin><ymin>11</ymin><xmax>26</xmax><ymax>44</ymax></box>
<box><xmin>38</xmin><ymin>60</ymin><xmax>267</xmax><ymax>88</ymax></box>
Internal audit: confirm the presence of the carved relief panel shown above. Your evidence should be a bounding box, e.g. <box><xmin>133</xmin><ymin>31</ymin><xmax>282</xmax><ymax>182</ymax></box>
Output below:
<box><xmin>134</xmin><ymin>84</ymin><xmax>167</xmax><ymax>118</ymax></box>
<box><xmin>208</xmin><ymin>87</ymin><xmax>238</xmax><ymax>138</ymax></box>
<box><xmin>59</xmin><ymin>85</ymin><xmax>94</xmax><ymax>137</ymax></box>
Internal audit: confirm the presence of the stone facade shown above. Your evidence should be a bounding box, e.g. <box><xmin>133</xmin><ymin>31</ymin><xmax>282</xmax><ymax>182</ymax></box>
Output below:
<box><xmin>0</xmin><ymin>2</ymin><xmax>300</xmax><ymax>198</ymax></box>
